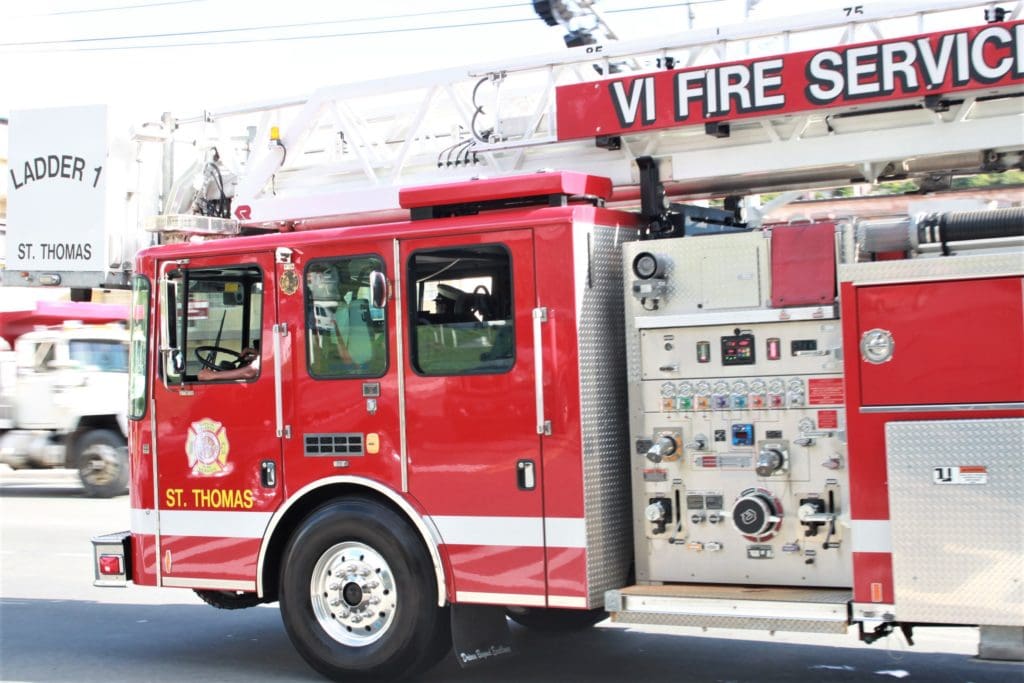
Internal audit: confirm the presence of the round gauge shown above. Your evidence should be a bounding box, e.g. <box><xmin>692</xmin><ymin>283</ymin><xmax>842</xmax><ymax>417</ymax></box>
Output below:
<box><xmin>787</xmin><ymin>377</ymin><xmax>805</xmax><ymax>392</ymax></box>
<box><xmin>713</xmin><ymin>381</ymin><xmax>729</xmax><ymax>395</ymax></box>
<box><xmin>695</xmin><ymin>381</ymin><xmax>711</xmax><ymax>395</ymax></box>
<box><xmin>749</xmin><ymin>379</ymin><xmax>767</xmax><ymax>394</ymax></box>
<box><xmin>660</xmin><ymin>381</ymin><xmax>677</xmax><ymax>398</ymax></box>
<box><xmin>731</xmin><ymin>380</ymin><xmax>749</xmax><ymax>395</ymax></box>
<box><xmin>678</xmin><ymin>381</ymin><xmax>694</xmax><ymax>397</ymax></box>
<box><xmin>798</xmin><ymin>417</ymin><xmax>815</xmax><ymax>432</ymax></box>
<box><xmin>767</xmin><ymin>379</ymin><xmax>785</xmax><ymax>394</ymax></box>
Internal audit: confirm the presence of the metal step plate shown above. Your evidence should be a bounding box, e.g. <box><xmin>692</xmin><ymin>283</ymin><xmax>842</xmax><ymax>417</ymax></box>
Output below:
<box><xmin>607</xmin><ymin>584</ymin><xmax>851</xmax><ymax>634</ymax></box>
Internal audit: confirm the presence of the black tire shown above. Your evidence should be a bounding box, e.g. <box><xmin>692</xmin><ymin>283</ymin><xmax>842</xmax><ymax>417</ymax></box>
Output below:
<box><xmin>76</xmin><ymin>429</ymin><xmax>128</xmax><ymax>498</ymax></box>
<box><xmin>506</xmin><ymin>606</ymin><xmax>608</xmax><ymax>632</ymax></box>
<box><xmin>194</xmin><ymin>589</ymin><xmax>266</xmax><ymax>610</ymax></box>
<box><xmin>279</xmin><ymin>497</ymin><xmax>450</xmax><ymax>681</ymax></box>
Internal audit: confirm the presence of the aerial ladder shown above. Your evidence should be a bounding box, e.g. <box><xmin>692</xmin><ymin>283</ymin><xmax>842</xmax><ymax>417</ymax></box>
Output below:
<box><xmin>138</xmin><ymin>0</ymin><xmax>1022</xmax><ymax>240</ymax></box>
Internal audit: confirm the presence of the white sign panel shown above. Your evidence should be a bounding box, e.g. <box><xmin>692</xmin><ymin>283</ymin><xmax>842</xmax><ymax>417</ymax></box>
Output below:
<box><xmin>7</xmin><ymin>106</ymin><xmax>109</xmax><ymax>273</ymax></box>
<box><xmin>933</xmin><ymin>465</ymin><xmax>989</xmax><ymax>485</ymax></box>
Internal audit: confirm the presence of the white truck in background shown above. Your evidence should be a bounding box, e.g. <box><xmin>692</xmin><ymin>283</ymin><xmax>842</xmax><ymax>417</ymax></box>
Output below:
<box><xmin>0</xmin><ymin>322</ymin><xmax>130</xmax><ymax>497</ymax></box>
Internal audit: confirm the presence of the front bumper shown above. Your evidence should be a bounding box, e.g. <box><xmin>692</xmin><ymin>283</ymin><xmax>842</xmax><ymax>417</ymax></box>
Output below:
<box><xmin>91</xmin><ymin>531</ymin><xmax>133</xmax><ymax>587</ymax></box>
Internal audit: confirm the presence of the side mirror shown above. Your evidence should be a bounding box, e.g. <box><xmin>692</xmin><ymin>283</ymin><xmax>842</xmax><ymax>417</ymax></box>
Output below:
<box><xmin>369</xmin><ymin>270</ymin><xmax>388</xmax><ymax>309</ymax></box>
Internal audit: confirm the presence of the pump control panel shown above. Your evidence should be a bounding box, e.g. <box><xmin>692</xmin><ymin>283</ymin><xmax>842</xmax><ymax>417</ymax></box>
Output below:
<box><xmin>624</xmin><ymin>231</ymin><xmax>850</xmax><ymax>589</ymax></box>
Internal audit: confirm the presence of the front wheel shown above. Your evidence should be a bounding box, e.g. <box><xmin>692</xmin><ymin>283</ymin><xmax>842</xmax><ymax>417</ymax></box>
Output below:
<box><xmin>75</xmin><ymin>429</ymin><xmax>128</xmax><ymax>498</ymax></box>
<box><xmin>279</xmin><ymin>498</ymin><xmax>450</xmax><ymax>681</ymax></box>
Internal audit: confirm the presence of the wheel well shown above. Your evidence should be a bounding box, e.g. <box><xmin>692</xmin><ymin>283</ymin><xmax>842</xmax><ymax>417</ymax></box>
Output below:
<box><xmin>260</xmin><ymin>484</ymin><xmax>444</xmax><ymax>604</ymax></box>
<box><xmin>66</xmin><ymin>417</ymin><xmax>125</xmax><ymax>468</ymax></box>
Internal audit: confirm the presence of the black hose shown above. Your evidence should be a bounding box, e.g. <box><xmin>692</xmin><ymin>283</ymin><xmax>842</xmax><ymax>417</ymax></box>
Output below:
<box><xmin>918</xmin><ymin>207</ymin><xmax>1024</xmax><ymax>245</ymax></box>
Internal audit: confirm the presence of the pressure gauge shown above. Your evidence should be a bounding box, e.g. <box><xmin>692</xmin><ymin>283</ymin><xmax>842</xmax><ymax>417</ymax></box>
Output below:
<box><xmin>678</xmin><ymin>381</ymin><xmax>694</xmax><ymax>397</ymax></box>
<box><xmin>660</xmin><ymin>381</ymin><xmax>677</xmax><ymax>398</ymax></box>
<box><xmin>695</xmin><ymin>381</ymin><xmax>711</xmax><ymax>395</ymax></box>
<box><xmin>787</xmin><ymin>377</ymin><xmax>805</xmax><ymax>392</ymax></box>
<box><xmin>713</xmin><ymin>381</ymin><xmax>729</xmax><ymax>395</ymax></box>
<box><xmin>731</xmin><ymin>380</ymin><xmax>749</xmax><ymax>395</ymax></box>
<box><xmin>767</xmin><ymin>379</ymin><xmax>785</xmax><ymax>394</ymax></box>
<box><xmin>749</xmin><ymin>379</ymin><xmax>767</xmax><ymax>395</ymax></box>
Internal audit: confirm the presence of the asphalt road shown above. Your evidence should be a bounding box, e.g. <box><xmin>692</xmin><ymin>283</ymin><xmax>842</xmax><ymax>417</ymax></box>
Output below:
<box><xmin>1</xmin><ymin>468</ymin><xmax>1021</xmax><ymax>683</ymax></box>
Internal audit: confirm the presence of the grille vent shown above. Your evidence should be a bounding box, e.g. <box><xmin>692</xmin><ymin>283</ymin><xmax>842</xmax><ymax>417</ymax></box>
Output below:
<box><xmin>304</xmin><ymin>433</ymin><xmax>364</xmax><ymax>457</ymax></box>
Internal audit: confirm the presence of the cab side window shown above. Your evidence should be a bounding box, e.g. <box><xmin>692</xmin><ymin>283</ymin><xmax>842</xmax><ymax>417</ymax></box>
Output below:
<box><xmin>409</xmin><ymin>244</ymin><xmax>514</xmax><ymax>375</ymax></box>
<box><xmin>162</xmin><ymin>265</ymin><xmax>263</xmax><ymax>383</ymax></box>
<box><xmin>305</xmin><ymin>255</ymin><xmax>388</xmax><ymax>378</ymax></box>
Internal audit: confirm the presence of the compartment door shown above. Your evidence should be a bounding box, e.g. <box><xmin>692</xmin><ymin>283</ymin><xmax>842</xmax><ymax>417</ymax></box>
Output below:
<box><xmin>401</xmin><ymin>229</ymin><xmax>547</xmax><ymax>606</ymax></box>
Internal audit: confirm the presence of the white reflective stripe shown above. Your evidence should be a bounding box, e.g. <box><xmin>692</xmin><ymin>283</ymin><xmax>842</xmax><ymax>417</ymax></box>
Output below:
<box><xmin>544</xmin><ymin>517</ymin><xmax>586</xmax><ymax>548</ymax></box>
<box><xmin>162</xmin><ymin>577</ymin><xmax>255</xmax><ymax>591</ymax></box>
<box><xmin>131</xmin><ymin>508</ymin><xmax>272</xmax><ymax>539</ymax></box>
<box><xmin>430</xmin><ymin>515</ymin><xmax>543</xmax><ymax>546</ymax></box>
<box><xmin>548</xmin><ymin>595</ymin><xmax>589</xmax><ymax>608</ymax></box>
<box><xmin>428</xmin><ymin>516</ymin><xmax>587</xmax><ymax>548</ymax></box>
<box><xmin>456</xmin><ymin>591</ymin><xmax>546</xmax><ymax>607</ymax></box>
<box><xmin>851</xmin><ymin>520</ymin><xmax>892</xmax><ymax>553</ymax></box>
<box><xmin>160</xmin><ymin>510</ymin><xmax>273</xmax><ymax>539</ymax></box>
<box><xmin>131</xmin><ymin>508</ymin><xmax>158</xmax><ymax>535</ymax></box>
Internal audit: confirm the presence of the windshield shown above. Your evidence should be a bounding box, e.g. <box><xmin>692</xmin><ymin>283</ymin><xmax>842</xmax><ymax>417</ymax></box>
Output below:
<box><xmin>69</xmin><ymin>339</ymin><xmax>129</xmax><ymax>373</ymax></box>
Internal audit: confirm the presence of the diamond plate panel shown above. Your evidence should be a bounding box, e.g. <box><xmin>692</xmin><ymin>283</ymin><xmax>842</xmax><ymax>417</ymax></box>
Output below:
<box><xmin>887</xmin><ymin>418</ymin><xmax>1024</xmax><ymax>626</ymax></box>
<box><xmin>839</xmin><ymin>251</ymin><xmax>1023</xmax><ymax>284</ymax></box>
<box><xmin>576</xmin><ymin>225</ymin><xmax>635</xmax><ymax>606</ymax></box>
<box><xmin>611</xmin><ymin>611</ymin><xmax>850</xmax><ymax>634</ymax></box>
<box><xmin>609</xmin><ymin>584</ymin><xmax>851</xmax><ymax>633</ymax></box>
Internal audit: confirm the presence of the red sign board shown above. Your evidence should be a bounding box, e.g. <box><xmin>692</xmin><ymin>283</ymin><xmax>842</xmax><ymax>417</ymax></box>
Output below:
<box><xmin>187</xmin><ymin>299</ymin><xmax>210</xmax><ymax>320</ymax></box>
<box><xmin>556</xmin><ymin>21</ymin><xmax>1024</xmax><ymax>140</ymax></box>
<box><xmin>817</xmin><ymin>409</ymin><xmax>839</xmax><ymax>430</ymax></box>
<box><xmin>808</xmin><ymin>378</ymin><xmax>845</xmax><ymax>406</ymax></box>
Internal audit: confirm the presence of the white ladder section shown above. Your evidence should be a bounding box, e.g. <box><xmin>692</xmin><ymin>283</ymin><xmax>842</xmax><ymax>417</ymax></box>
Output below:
<box><xmin>152</xmin><ymin>0</ymin><xmax>1024</xmax><ymax>225</ymax></box>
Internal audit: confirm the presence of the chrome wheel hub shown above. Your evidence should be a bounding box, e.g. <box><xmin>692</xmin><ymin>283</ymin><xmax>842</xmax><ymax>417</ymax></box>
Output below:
<box><xmin>310</xmin><ymin>541</ymin><xmax>397</xmax><ymax>646</ymax></box>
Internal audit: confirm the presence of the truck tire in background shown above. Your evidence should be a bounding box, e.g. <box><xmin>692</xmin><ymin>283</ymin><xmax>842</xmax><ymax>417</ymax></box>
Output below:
<box><xmin>75</xmin><ymin>429</ymin><xmax>129</xmax><ymax>498</ymax></box>
<box><xmin>194</xmin><ymin>589</ymin><xmax>266</xmax><ymax>610</ymax></box>
<box><xmin>279</xmin><ymin>497</ymin><xmax>451</xmax><ymax>680</ymax></box>
<box><xmin>506</xmin><ymin>606</ymin><xmax>608</xmax><ymax>631</ymax></box>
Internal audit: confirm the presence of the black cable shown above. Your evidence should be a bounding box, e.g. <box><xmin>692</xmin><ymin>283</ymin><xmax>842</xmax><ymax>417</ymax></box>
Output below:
<box><xmin>1</xmin><ymin>2</ymin><xmax>700</xmax><ymax>51</ymax></box>
<box><xmin>42</xmin><ymin>0</ymin><xmax>203</xmax><ymax>16</ymax></box>
<box><xmin>1</xmin><ymin>3</ymin><xmax>538</xmax><ymax>47</ymax></box>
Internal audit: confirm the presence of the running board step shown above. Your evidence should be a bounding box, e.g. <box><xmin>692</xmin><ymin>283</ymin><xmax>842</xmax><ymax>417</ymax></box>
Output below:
<box><xmin>606</xmin><ymin>584</ymin><xmax>852</xmax><ymax>634</ymax></box>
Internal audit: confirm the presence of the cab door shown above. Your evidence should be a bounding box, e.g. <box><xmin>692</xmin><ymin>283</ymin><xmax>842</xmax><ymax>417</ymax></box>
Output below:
<box><xmin>279</xmin><ymin>244</ymin><xmax>403</xmax><ymax>496</ymax></box>
<box><xmin>154</xmin><ymin>251</ymin><xmax>283</xmax><ymax>590</ymax></box>
<box><xmin>401</xmin><ymin>229</ymin><xmax>546</xmax><ymax>605</ymax></box>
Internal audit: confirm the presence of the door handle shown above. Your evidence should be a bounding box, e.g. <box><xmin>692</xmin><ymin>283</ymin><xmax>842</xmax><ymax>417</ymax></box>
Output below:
<box><xmin>261</xmin><ymin>460</ymin><xmax>277</xmax><ymax>488</ymax></box>
<box><xmin>517</xmin><ymin>460</ymin><xmax>536</xmax><ymax>491</ymax></box>
<box><xmin>532</xmin><ymin>307</ymin><xmax>551</xmax><ymax>436</ymax></box>
<box><xmin>273</xmin><ymin>323</ymin><xmax>291</xmax><ymax>438</ymax></box>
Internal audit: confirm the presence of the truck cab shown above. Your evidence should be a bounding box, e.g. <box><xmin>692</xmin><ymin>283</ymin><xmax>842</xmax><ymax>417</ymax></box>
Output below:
<box><xmin>0</xmin><ymin>323</ymin><xmax>130</xmax><ymax>497</ymax></box>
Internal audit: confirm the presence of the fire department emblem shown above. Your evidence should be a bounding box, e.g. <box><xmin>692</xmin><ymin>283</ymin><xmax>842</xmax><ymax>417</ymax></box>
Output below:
<box><xmin>186</xmin><ymin>418</ymin><xmax>231</xmax><ymax>476</ymax></box>
<box><xmin>279</xmin><ymin>264</ymin><xmax>299</xmax><ymax>296</ymax></box>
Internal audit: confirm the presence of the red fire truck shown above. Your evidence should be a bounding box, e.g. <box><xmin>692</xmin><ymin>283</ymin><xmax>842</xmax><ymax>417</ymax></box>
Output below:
<box><xmin>89</xmin><ymin>2</ymin><xmax>1022</xmax><ymax>680</ymax></box>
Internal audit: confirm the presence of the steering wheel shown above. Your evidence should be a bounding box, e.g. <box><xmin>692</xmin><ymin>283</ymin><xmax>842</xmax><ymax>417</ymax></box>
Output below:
<box><xmin>195</xmin><ymin>345</ymin><xmax>244</xmax><ymax>371</ymax></box>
